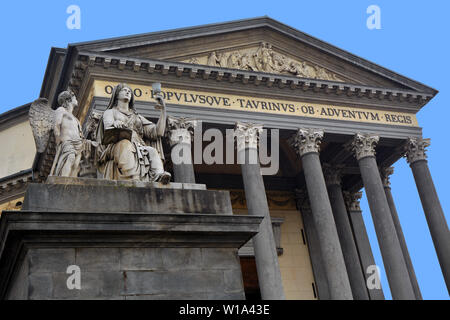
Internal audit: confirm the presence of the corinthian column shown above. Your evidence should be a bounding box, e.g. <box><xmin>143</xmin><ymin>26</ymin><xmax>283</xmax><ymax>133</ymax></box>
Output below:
<box><xmin>290</xmin><ymin>128</ymin><xmax>352</xmax><ymax>300</ymax></box>
<box><xmin>404</xmin><ymin>137</ymin><xmax>450</xmax><ymax>292</ymax></box>
<box><xmin>343</xmin><ymin>191</ymin><xmax>385</xmax><ymax>300</ymax></box>
<box><xmin>323</xmin><ymin>164</ymin><xmax>369</xmax><ymax>300</ymax></box>
<box><xmin>380</xmin><ymin>167</ymin><xmax>422</xmax><ymax>299</ymax></box>
<box><xmin>234</xmin><ymin>122</ymin><xmax>285</xmax><ymax>300</ymax></box>
<box><xmin>167</xmin><ymin>116</ymin><xmax>197</xmax><ymax>183</ymax></box>
<box><xmin>350</xmin><ymin>133</ymin><xmax>415</xmax><ymax>299</ymax></box>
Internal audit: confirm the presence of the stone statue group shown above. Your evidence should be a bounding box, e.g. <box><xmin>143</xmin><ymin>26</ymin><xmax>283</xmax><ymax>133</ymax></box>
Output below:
<box><xmin>29</xmin><ymin>83</ymin><xmax>172</xmax><ymax>184</ymax></box>
<box><xmin>202</xmin><ymin>42</ymin><xmax>341</xmax><ymax>81</ymax></box>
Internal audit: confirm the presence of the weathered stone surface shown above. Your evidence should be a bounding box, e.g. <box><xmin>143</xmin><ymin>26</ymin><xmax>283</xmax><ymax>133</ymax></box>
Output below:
<box><xmin>76</xmin><ymin>248</ymin><xmax>120</xmax><ymax>271</ymax></box>
<box><xmin>164</xmin><ymin>270</ymin><xmax>224</xmax><ymax>294</ymax></box>
<box><xmin>46</xmin><ymin>176</ymin><xmax>206</xmax><ymax>190</ymax></box>
<box><xmin>123</xmin><ymin>271</ymin><xmax>166</xmax><ymax>295</ymax></box>
<box><xmin>120</xmin><ymin>248</ymin><xmax>164</xmax><ymax>271</ymax></box>
<box><xmin>202</xmin><ymin>248</ymin><xmax>240</xmax><ymax>270</ymax></box>
<box><xmin>23</xmin><ymin>180</ymin><xmax>230</xmax><ymax>214</ymax></box>
<box><xmin>207</xmin><ymin>291</ymin><xmax>245</xmax><ymax>300</ymax></box>
<box><xmin>161</xmin><ymin>248</ymin><xmax>202</xmax><ymax>270</ymax></box>
<box><xmin>124</xmin><ymin>293</ymin><xmax>209</xmax><ymax>300</ymax></box>
<box><xmin>28</xmin><ymin>273</ymin><xmax>52</xmax><ymax>300</ymax></box>
<box><xmin>29</xmin><ymin>248</ymin><xmax>75</xmax><ymax>274</ymax></box>
<box><xmin>224</xmin><ymin>269</ymin><xmax>245</xmax><ymax>292</ymax></box>
<box><xmin>0</xmin><ymin>181</ymin><xmax>260</xmax><ymax>300</ymax></box>
<box><xmin>5</xmin><ymin>255</ymin><xmax>28</xmax><ymax>300</ymax></box>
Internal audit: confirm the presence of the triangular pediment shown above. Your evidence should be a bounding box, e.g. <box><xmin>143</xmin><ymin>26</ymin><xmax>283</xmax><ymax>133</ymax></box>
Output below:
<box><xmin>71</xmin><ymin>17</ymin><xmax>436</xmax><ymax>94</ymax></box>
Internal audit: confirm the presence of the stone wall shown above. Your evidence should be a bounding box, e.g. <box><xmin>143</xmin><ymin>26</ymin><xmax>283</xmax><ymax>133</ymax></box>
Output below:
<box><xmin>8</xmin><ymin>247</ymin><xmax>244</xmax><ymax>300</ymax></box>
<box><xmin>0</xmin><ymin>119</ymin><xmax>35</xmax><ymax>179</ymax></box>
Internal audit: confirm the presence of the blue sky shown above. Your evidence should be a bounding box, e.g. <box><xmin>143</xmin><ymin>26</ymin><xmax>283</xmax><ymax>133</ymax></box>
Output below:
<box><xmin>1</xmin><ymin>0</ymin><xmax>448</xmax><ymax>299</ymax></box>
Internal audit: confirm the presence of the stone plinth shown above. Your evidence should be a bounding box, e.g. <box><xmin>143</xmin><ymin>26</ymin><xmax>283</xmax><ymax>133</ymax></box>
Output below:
<box><xmin>0</xmin><ymin>179</ymin><xmax>262</xmax><ymax>300</ymax></box>
<box><xmin>23</xmin><ymin>177</ymin><xmax>232</xmax><ymax>215</ymax></box>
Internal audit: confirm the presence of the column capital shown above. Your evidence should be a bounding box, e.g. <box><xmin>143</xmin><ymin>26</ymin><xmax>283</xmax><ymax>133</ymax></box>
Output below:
<box><xmin>343</xmin><ymin>191</ymin><xmax>363</xmax><ymax>211</ymax></box>
<box><xmin>166</xmin><ymin>116</ymin><xmax>198</xmax><ymax>147</ymax></box>
<box><xmin>403</xmin><ymin>137</ymin><xmax>430</xmax><ymax>165</ymax></box>
<box><xmin>380</xmin><ymin>166</ymin><xmax>394</xmax><ymax>188</ymax></box>
<box><xmin>234</xmin><ymin>121</ymin><xmax>263</xmax><ymax>152</ymax></box>
<box><xmin>323</xmin><ymin>163</ymin><xmax>345</xmax><ymax>187</ymax></box>
<box><xmin>350</xmin><ymin>133</ymin><xmax>380</xmax><ymax>161</ymax></box>
<box><xmin>289</xmin><ymin>128</ymin><xmax>324</xmax><ymax>157</ymax></box>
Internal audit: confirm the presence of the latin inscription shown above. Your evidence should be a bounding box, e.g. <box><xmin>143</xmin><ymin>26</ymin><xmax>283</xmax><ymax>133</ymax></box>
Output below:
<box><xmin>95</xmin><ymin>81</ymin><xmax>418</xmax><ymax>127</ymax></box>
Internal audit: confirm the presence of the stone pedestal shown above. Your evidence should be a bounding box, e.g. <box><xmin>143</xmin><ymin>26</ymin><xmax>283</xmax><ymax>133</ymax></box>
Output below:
<box><xmin>0</xmin><ymin>178</ymin><xmax>262</xmax><ymax>300</ymax></box>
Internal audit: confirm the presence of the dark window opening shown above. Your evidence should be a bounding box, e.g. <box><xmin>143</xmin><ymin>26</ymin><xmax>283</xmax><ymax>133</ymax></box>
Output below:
<box><xmin>300</xmin><ymin>228</ymin><xmax>306</xmax><ymax>245</ymax></box>
<box><xmin>239</xmin><ymin>257</ymin><xmax>261</xmax><ymax>300</ymax></box>
<box><xmin>312</xmin><ymin>282</ymin><xmax>317</xmax><ymax>298</ymax></box>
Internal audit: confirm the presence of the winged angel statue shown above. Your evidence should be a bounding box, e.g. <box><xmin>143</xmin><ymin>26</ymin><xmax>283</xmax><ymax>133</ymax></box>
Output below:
<box><xmin>29</xmin><ymin>90</ymin><xmax>95</xmax><ymax>177</ymax></box>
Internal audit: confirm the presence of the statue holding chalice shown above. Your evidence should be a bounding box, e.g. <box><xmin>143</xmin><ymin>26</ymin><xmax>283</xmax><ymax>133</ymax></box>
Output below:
<box><xmin>95</xmin><ymin>83</ymin><xmax>171</xmax><ymax>183</ymax></box>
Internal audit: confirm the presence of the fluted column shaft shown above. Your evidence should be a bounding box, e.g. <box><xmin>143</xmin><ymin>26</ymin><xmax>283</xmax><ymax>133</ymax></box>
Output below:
<box><xmin>235</xmin><ymin>122</ymin><xmax>285</xmax><ymax>300</ymax></box>
<box><xmin>351</xmin><ymin>133</ymin><xmax>415</xmax><ymax>299</ymax></box>
<box><xmin>405</xmin><ymin>138</ymin><xmax>450</xmax><ymax>292</ymax></box>
<box><xmin>291</xmin><ymin>128</ymin><xmax>352</xmax><ymax>300</ymax></box>
<box><xmin>324</xmin><ymin>165</ymin><xmax>369</xmax><ymax>300</ymax></box>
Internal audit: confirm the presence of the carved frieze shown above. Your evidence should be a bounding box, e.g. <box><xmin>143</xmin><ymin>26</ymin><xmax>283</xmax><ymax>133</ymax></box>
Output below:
<box><xmin>229</xmin><ymin>189</ymin><xmax>297</xmax><ymax>210</ymax></box>
<box><xmin>181</xmin><ymin>42</ymin><xmax>344</xmax><ymax>82</ymax></box>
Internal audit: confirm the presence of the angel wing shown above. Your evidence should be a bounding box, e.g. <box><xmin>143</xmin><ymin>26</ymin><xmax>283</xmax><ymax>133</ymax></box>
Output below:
<box><xmin>29</xmin><ymin>98</ymin><xmax>55</xmax><ymax>153</ymax></box>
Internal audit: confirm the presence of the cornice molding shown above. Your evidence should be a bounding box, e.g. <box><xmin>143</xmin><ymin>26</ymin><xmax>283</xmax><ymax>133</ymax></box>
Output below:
<box><xmin>0</xmin><ymin>169</ymin><xmax>33</xmax><ymax>202</ymax></box>
<box><xmin>69</xmin><ymin>51</ymin><xmax>434</xmax><ymax>107</ymax></box>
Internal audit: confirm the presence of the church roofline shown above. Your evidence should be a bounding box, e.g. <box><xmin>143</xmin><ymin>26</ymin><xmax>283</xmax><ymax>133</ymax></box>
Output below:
<box><xmin>0</xmin><ymin>102</ymin><xmax>31</xmax><ymax>127</ymax></box>
<box><xmin>39</xmin><ymin>47</ymin><xmax>67</xmax><ymax>99</ymax></box>
<box><xmin>65</xmin><ymin>16</ymin><xmax>437</xmax><ymax>96</ymax></box>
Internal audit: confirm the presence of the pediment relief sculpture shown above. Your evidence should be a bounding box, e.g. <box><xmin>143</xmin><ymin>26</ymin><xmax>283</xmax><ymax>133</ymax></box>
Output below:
<box><xmin>182</xmin><ymin>42</ymin><xmax>344</xmax><ymax>82</ymax></box>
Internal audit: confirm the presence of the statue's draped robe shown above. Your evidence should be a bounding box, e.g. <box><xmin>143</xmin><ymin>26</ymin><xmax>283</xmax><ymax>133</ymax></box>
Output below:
<box><xmin>96</xmin><ymin>109</ymin><xmax>164</xmax><ymax>181</ymax></box>
<box><xmin>50</xmin><ymin>139</ymin><xmax>84</xmax><ymax>176</ymax></box>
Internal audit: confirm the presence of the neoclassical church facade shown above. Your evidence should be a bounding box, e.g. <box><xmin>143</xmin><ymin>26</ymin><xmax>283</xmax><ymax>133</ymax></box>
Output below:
<box><xmin>0</xmin><ymin>17</ymin><xmax>448</xmax><ymax>300</ymax></box>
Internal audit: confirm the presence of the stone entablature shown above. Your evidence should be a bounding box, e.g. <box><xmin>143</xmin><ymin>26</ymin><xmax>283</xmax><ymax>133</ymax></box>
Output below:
<box><xmin>70</xmin><ymin>51</ymin><xmax>433</xmax><ymax>109</ymax></box>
